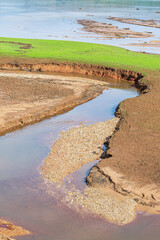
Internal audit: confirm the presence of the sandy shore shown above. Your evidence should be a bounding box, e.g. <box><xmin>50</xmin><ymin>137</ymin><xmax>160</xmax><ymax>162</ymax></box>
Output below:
<box><xmin>77</xmin><ymin>19</ymin><xmax>153</xmax><ymax>39</ymax></box>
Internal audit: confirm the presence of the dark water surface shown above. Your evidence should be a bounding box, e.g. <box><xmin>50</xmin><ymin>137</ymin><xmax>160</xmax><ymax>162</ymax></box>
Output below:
<box><xmin>0</xmin><ymin>80</ymin><xmax>160</xmax><ymax>240</ymax></box>
<box><xmin>0</xmin><ymin>0</ymin><xmax>160</xmax><ymax>53</ymax></box>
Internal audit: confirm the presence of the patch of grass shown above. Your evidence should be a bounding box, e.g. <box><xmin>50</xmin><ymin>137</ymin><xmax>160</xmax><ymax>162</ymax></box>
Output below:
<box><xmin>0</xmin><ymin>37</ymin><xmax>160</xmax><ymax>71</ymax></box>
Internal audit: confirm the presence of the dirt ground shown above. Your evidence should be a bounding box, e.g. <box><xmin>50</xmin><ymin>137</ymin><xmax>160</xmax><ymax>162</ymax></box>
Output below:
<box><xmin>77</xmin><ymin>19</ymin><xmax>153</xmax><ymax>39</ymax></box>
<box><xmin>88</xmin><ymin>71</ymin><xmax>160</xmax><ymax>211</ymax></box>
<box><xmin>0</xmin><ymin>71</ymin><xmax>109</xmax><ymax>136</ymax></box>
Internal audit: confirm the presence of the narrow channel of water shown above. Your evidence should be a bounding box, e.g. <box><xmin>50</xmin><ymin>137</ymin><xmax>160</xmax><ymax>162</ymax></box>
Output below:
<box><xmin>0</xmin><ymin>80</ymin><xmax>160</xmax><ymax>240</ymax></box>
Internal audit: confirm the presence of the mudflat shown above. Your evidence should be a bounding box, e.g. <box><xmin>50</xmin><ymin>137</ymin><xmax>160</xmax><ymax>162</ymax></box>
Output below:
<box><xmin>88</xmin><ymin>71</ymin><xmax>160</xmax><ymax>212</ymax></box>
<box><xmin>108</xmin><ymin>17</ymin><xmax>160</xmax><ymax>28</ymax></box>
<box><xmin>77</xmin><ymin>19</ymin><xmax>153</xmax><ymax>39</ymax></box>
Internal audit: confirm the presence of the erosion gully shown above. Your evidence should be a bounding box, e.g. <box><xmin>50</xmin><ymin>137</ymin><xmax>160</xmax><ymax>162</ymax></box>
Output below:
<box><xmin>0</xmin><ymin>77</ymin><xmax>160</xmax><ymax>240</ymax></box>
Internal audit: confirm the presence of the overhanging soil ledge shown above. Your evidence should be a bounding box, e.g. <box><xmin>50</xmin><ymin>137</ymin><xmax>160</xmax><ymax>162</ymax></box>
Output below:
<box><xmin>0</xmin><ymin>60</ymin><xmax>143</xmax><ymax>81</ymax></box>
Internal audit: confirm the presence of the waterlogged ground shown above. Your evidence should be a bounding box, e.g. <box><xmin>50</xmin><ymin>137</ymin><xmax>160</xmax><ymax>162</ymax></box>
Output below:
<box><xmin>0</xmin><ymin>0</ymin><xmax>160</xmax><ymax>53</ymax></box>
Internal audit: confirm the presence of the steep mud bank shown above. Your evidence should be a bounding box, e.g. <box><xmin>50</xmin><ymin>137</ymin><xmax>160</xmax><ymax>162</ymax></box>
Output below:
<box><xmin>87</xmin><ymin>71</ymin><xmax>160</xmax><ymax>213</ymax></box>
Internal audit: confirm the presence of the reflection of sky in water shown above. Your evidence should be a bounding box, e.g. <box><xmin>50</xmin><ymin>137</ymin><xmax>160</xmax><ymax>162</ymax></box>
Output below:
<box><xmin>0</xmin><ymin>0</ymin><xmax>160</xmax><ymax>53</ymax></box>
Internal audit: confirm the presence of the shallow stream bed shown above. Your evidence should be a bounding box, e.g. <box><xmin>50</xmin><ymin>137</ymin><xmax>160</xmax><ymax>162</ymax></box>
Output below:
<box><xmin>0</xmin><ymin>79</ymin><xmax>160</xmax><ymax>240</ymax></box>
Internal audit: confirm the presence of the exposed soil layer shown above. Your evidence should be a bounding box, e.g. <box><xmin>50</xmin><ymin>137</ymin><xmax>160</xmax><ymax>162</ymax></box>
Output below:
<box><xmin>0</xmin><ymin>219</ymin><xmax>30</xmax><ymax>239</ymax></box>
<box><xmin>0</xmin><ymin>61</ymin><xmax>143</xmax><ymax>82</ymax></box>
<box><xmin>108</xmin><ymin>17</ymin><xmax>160</xmax><ymax>28</ymax></box>
<box><xmin>77</xmin><ymin>19</ymin><xmax>153</xmax><ymax>39</ymax></box>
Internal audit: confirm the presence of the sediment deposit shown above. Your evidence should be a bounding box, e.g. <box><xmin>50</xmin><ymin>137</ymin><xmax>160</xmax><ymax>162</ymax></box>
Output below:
<box><xmin>41</xmin><ymin>118</ymin><xmax>119</xmax><ymax>183</ymax></box>
<box><xmin>109</xmin><ymin>17</ymin><xmax>160</xmax><ymax>28</ymax></box>
<box><xmin>78</xmin><ymin>19</ymin><xmax>153</xmax><ymax>38</ymax></box>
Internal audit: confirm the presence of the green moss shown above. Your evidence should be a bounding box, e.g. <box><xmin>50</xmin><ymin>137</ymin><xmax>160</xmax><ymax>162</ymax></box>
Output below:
<box><xmin>0</xmin><ymin>37</ymin><xmax>160</xmax><ymax>71</ymax></box>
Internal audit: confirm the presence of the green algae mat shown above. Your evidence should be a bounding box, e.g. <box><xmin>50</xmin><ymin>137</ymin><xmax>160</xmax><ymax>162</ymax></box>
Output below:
<box><xmin>0</xmin><ymin>37</ymin><xmax>160</xmax><ymax>72</ymax></box>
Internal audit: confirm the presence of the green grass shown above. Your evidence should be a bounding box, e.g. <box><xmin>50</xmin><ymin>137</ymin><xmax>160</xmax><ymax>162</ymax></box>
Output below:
<box><xmin>0</xmin><ymin>37</ymin><xmax>160</xmax><ymax>72</ymax></box>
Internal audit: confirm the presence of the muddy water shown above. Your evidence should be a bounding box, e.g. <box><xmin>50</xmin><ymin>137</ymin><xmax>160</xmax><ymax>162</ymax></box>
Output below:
<box><xmin>0</xmin><ymin>0</ymin><xmax>160</xmax><ymax>53</ymax></box>
<box><xmin>0</xmin><ymin>81</ymin><xmax>160</xmax><ymax>240</ymax></box>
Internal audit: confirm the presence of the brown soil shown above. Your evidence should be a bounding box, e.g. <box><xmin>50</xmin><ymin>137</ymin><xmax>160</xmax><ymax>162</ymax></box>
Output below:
<box><xmin>0</xmin><ymin>218</ymin><xmax>30</xmax><ymax>239</ymax></box>
<box><xmin>77</xmin><ymin>19</ymin><xmax>153</xmax><ymax>39</ymax></box>
<box><xmin>87</xmin><ymin>71</ymin><xmax>160</xmax><ymax>211</ymax></box>
<box><xmin>108</xmin><ymin>17</ymin><xmax>160</xmax><ymax>28</ymax></box>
